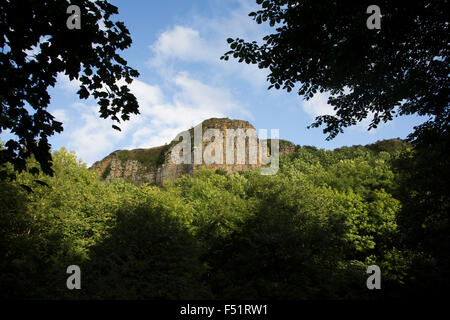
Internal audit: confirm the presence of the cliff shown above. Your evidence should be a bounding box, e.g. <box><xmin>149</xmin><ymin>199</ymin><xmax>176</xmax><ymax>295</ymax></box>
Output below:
<box><xmin>90</xmin><ymin>118</ymin><xmax>296</xmax><ymax>185</ymax></box>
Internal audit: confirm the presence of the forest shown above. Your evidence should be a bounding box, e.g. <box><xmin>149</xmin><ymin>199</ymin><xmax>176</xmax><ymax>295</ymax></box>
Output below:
<box><xmin>1</xmin><ymin>138</ymin><xmax>448</xmax><ymax>299</ymax></box>
<box><xmin>0</xmin><ymin>0</ymin><xmax>448</xmax><ymax>305</ymax></box>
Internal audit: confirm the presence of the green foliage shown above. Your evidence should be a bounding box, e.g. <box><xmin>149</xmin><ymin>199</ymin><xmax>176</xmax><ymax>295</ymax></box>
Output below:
<box><xmin>222</xmin><ymin>0</ymin><xmax>448</xmax><ymax>143</ymax></box>
<box><xmin>265</xmin><ymin>138</ymin><xmax>296</xmax><ymax>153</ymax></box>
<box><xmin>0</xmin><ymin>148</ymin><xmax>121</xmax><ymax>298</ymax></box>
<box><xmin>1</xmin><ymin>139</ymin><xmax>446</xmax><ymax>299</ymax></box>
<box><xmin>117</xmin><ymin>145</ymin><xmax>171</xmax><ymax>169</ymax></box>
<box><xmin>0</xmin><ymin>0</ymin><xmax>139</xmax><ymax>178</ymax></box>
<box><xmin>156</xmin><ymin>144</ymin><xmax>171</xmax><ymax>166</ymax></box>
<box><xmin>214</xmin><ymin>168</ymin><xmax>228</xmax><ymax>175</ymax></box>
<box><xmin>83</xmin><ymin>196</ymin><xmax>209</xmax><ymax>299</ymax></box>
<box><xmin>102</xmin><ymin>162</ymin><xmax>112</xmax><ymax>179</ymax></box>
<box><xmin>366</xmin><ymin>139</ymin><xmax>412</xmax><ymax>154</ymax></box>
<box><xmin>391</xmin><ymin>135</ymin><xmax>450</xmax><ymax>296</ymax></box>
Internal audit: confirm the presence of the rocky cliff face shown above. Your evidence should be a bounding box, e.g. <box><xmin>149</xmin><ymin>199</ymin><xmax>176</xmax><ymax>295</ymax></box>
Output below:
<box><xmin>90</xmin><ymin>118</ymin><xmax>296</xmax><ymax>185</ymax></box>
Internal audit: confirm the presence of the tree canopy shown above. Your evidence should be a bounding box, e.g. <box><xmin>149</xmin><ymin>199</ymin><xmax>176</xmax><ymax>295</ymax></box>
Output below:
<box><xmin>221</xmin><ymin>0</ymin><xmax>449</xmax><ymax>142</ymax></box>
<box><xmin>0</xmin><ymin>0</ymin><xmax>139</xmax><ymax>177</ymax></box>
<box><xmin>3</xmin><ymin>140</ymin><xmax>435</xmax><ymax>299</ymax></box>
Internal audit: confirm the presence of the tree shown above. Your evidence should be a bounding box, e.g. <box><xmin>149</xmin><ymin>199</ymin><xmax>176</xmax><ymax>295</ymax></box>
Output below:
<box><xmin>0</xmin><ymin>0</ymin><xmax>139</xmax><ymax>177</ymax></box>
<box><xmin>393</xmin><ymin>139</ymin><xmax>450</xmax><ymax>297</ymax></box>
<box><xmin>221</xmin><ymin>0</ymin><xmax>449</xmax><ymax>142</ymax></box>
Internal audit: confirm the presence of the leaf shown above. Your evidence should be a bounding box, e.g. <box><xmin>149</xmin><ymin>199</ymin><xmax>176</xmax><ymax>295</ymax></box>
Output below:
<box><xmin>29</xmin><ymin>167</ymin><xmax>40</xmax><ymax>175</ymax></box>
<box><xmin>20</xmin><ymin>184</ymin><xmax>33</xmax><ymax>193</ymax></box>
<box><xmin>0</xmin><ymin>0</ymin><xmax>140</xmax><ymax>178</ymax></box>
<box><xmin>77</xmin><ymin>86</ymin><xmax>90</xmax><ymax>99</ymax></box>
<box><xmin>34</xmin><ymin>179</ymin><xmax>49</xmax><ymax>187</ymax></box>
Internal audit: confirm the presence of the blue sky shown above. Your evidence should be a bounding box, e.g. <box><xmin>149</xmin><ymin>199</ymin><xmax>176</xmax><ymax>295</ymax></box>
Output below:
<box><xmin>4</xmin><ymin>0</ymin><xmax>427</xmax><ymax>165</ymax></box>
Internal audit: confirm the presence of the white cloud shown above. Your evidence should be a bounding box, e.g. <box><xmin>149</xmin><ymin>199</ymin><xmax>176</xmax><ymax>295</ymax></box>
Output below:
<box><xmin>56</xmin><ymin>1</ymin><xmax>269</xmax><ymax>165</ymax></box>
<box><xmin>52</xmin><ymin>109</ymin><xmax>69</xmax><ymax>123</ymax></box>
<box><xmin>63</xmin><ymin>73</ymin><xmax>242</xmax><ymax>165</ymax></box>
<box><xmin>301</xmin><ymin>92</ymin><xmax>336</xmax><ymax>118</ymax></box>
<box><xmin>56</xmin><ymin>73</ymin><xmax>82</xmax><ymax>93</ymax></box>
<box><xmin>149</xmin><ymin>26</ymin><xmax>216</xmax><ymax>66</ymax></box>
<box><xmin>124</xmin><ymin>73</ymin><xmax>243</xmax><ymax>150</ymax></box>
<box><xmin>147</xmin><ymin>4</ymin><xmax>270</xmax><ymax>88</ymax></box>
<box><xmin>183</xmin><ymin>1</ymin><xmax>270</xmax><ymax>87</ymax></box>
<box><xmin>173</xmin><ymin>72</ymin><xmax>237</xmax><ymax>113</ymax></box>
<box><xmin>302</xmin><ymin>91</ymin><xmax>380</xmax><ymax>134</ymax></box>
<box><xmin>68</xmin><ymin>103</ymin><xmax>122</xmax><ymax>165</ymax></box>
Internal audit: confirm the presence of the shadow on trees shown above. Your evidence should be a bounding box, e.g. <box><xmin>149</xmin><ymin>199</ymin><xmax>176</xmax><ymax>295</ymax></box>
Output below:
<box><xmin>0</xmin><ymin>181</ymin><xmax>72</xmax><ymax>299</ymax></box>
<box><xmin>0</xmin><ymin>185</ymin><xmax>210</xmax><ymax>299</ymax></box>
<box><xmin>2</xmin><ymin>136</ymin><xmax>449</xmax><ymax>299</ymax></box>
<box><xmin>393</xmin><ymin>132</ymin><xmax>450</xmax><ymax>298</ymax></box>
<box><xmin>80</xmin><ymin>205</ymin><xmax>210</xmax><ymax>299</ymax></box>
<box><xmin>203</xmin><ymin>204</ymin><xmax>370</xmax><ymax>300</ymax></box>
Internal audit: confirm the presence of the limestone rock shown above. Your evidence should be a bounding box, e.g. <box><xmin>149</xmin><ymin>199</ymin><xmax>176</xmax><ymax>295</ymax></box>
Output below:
<box><xmin>90</xmin><ymin>118</ymin><xmax>296</xmax><ymax>185</ymax></box>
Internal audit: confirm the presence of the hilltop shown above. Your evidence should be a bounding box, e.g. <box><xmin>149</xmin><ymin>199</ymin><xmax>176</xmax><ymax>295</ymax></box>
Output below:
<box><xmin>90</xmin><ymin>118</ymin><xmax>296</xmax><ymax>185</ymax></box>
<box><xmin>90</xmin><ymin>117</ymin><xmax>410</xmax><ymax>185</ymax></box>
